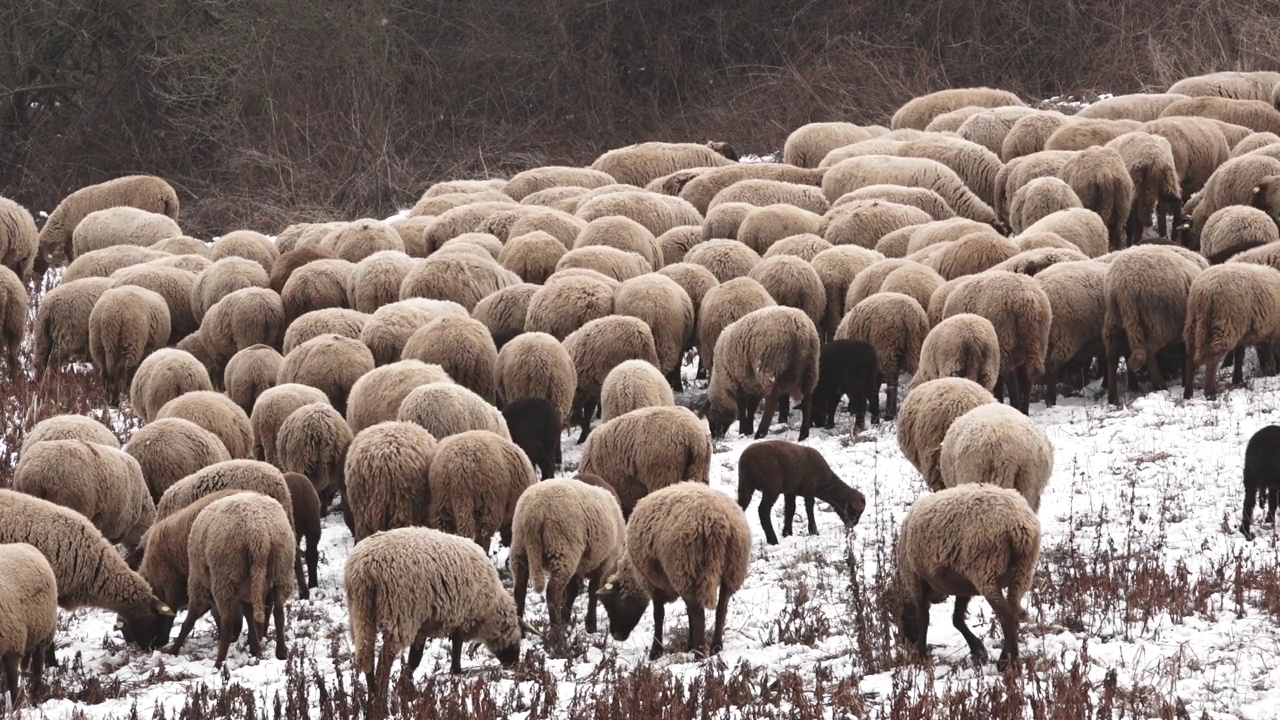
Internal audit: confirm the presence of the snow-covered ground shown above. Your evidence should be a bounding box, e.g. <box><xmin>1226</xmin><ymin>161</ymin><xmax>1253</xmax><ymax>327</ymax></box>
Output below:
<box><xmin>19</xmin><ymin>364</ymin><xmax>1280</xmax><ymax>719</ymax></box>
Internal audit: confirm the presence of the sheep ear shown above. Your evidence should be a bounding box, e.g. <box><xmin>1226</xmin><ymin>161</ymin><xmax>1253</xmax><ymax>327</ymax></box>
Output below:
<box><xmin>597</xmin><ymin>581</ymin><xmax>617</xmax><ymax>597</ymax></box>
<box><xmin>520</xmin><ymin>620</ymin><xmax>542</xmax><ymax>637</ymax></box>
<box><xmin>115</xmin><ymin>619</ymin><xmax>125</xmax><ymax>631</ymax></box>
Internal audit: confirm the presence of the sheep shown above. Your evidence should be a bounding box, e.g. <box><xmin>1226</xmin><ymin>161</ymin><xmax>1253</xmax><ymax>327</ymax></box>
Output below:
<box><xmin>399</xmin><ymin>253</ymin><xmax>519</xmax><ymax>311</ymax></box>
<box><xmin>574</xmin><ymin>216</ymin><xmax>662</xmax><ymax>270</ymax></box>
<box><xmin>783</xmin><ymin>122</ymin><xmax>882</xmax><ymax>168</ymax></box>
<box><xmin>680</xmin><ymin>164</ymin><xmax>824</xmax><ymax>214</ymax></box>
<box><xmin>590</xmin><ymin>142</ymin><xmax>737</xmax><ymax>187</ymax></box>
<box><xmin>0</xmin><ymin>266</ymin><xmax>23</xmax><ymax>379</ymax></box>
<box><xmin>498</xmin><ymin>231</ymin><xmax>565</xmax><ymax>284</ymax></box>
<box><xmin>836</xmin><ymin>292</ymin><xmax>928</xmax><ymax>418</ymax></box>
<box><xmin>762</xmin><ymin>233</ymin><xmax>833</xmax><ymax>261</ymax></box>
<box><xmin>893</xmin><ymin>135</ymin><xmax>1004</xmax><ymax>207</ymax></box>
<box><xmin>343</xmin><ymin>421</ymin><xmax>436</xmax><ymax>543</ymax></box>
<box><xmin>613</xmin><ymin>273</ymin><xmax>696</xmax><ymax>387</ymax></box>
<box><xmin>1240</xmin><ymin>425</ymin><xmax>1280</xmax><ymax>540</ymax></box>
<box><xmin>1014</xmin><ymin>230</ymin><xmax>1082</xmax><ymax>253</ymax></box>
<box><xmin>279</xmin><ymin>257</ymin><xmax>354</xmax><ymax>321</ymax></box>
<box><xmin>1001</xmin><ymin>111</ymin><xmax>1071</xmax><ymax>162</ymax></box>
<box><xmin>889</xmin><ymin>483</ymin><xmax>1040</xmax><ymax>670</ymax></box>
<box><xmin>877</xmin><ymin>225</ymin><xmax>925</xmax><ymax>261</ymax></box>
<box><xmin>149</xmin><ymin>236</ymin><xmax>209</xmax><ymax>259</ymax></box>
<box><xmin>154</xmin><ymin>459</ymin><xmax>292</xmax><ymax>530</ymax></box>
<box><xmin>87</xmin><ymin>285</ymin><xmax>170</xmax><ymax>404</ymax></box>
<box><xmin>837</xmin><ymin>184</ymin><xmax>957</xmax><ymax>220</ymax></box>
<box><xmin>168</xmin><ymin>492</ymin><xmax>295</xmax><ymax>667</ymax></box>
<box><xmin>579</xmin><ymin>405</ymin><xmax>711</xmax><ymax>518</ymax></box>
<box><xmin>810</xmin><ymin>339</ymin><xmax>879</xmax><ymax>431</ymax></box>
<box><xmin>1022</xmin><ymin>208</ymin><xmax>1110</xmax><ymax>258</ymax></box>
<box><xmin>507</xmin><ymin>475</ymin><xmax>624</xmax><ymax>636</ymax></box>
<box><xmin>562</xmin><ymin>315</ymin><xmax>660</xmax><ymax>442</ymax></box>
<box><xmin>738</xmin><ymin>440</ymin><xmax>866</xmax><ymax>547</ymax></box>
<box><xmin>554</xmin><ymin>245</ymin><xmax>651</xmax><ymax>283</ymax></box>
<box><xmin>925</xmin><ymin>232</ymin><xmax>1020</xmax><ymax>281</ymax></box>
<box><xmin>419</xmin><ymin>201</ymin><xmax>530</xmax><ymax>252</ymax></box>
<box><xmin>359</xmin><ymin>298</ymin><xmax>468</xmax><ymax>365</ymax></box>
<box><xmin>129</xmin><ymin>348</ymin><xmax>213</xmax><ymax>422</ymax></box>
<box><xmin>494</xmin><ymin>331</ymin><xmax>577</xmax><ymax>424</ymax></box>
<box><xmin>278</xmin><ymin>333</ymin><xmax>375</xmax><ymax>416</ymax></box>
<box><xmin>1182</xmin><ymin>263</ymin><xmax>1280</xmax><ymax>399</ymax></box>
<box><xmin>811</xmin><ymin>246</ymin><xmax>884</xmax><ymax>337</ymax></box>
<box><xmin>1174</xmin><ymin>71</ymin><xmax>1280</xmax><ymax>102</ymax></box>
<box><xmin>200</xmin><ymin>287</ymin><xmax>287</xmax><ymax>380</ymax></box>
<box><xmin>0</xmin><ymin>196</ymin><xmax>38</xmax><ymax>280</ymax></box>
<box><xmin>954</xmin><ymin>106</ymin><xmax>1040</xmax><ymax>155</ymax></box>
<box><xmin>942</xmin><ymin>270</ymin><xmax>1053</xmax><ymax>413</ymax></box>
<box><xmin>269</xmin><ymin>245</ymin><xmax>337</xmax><ymax>293</ymax></box>
<box><xmin>275</xmin><ymin>221</ymin><xmax>347</xmax><ymax>254</ymax></box>
<box><xmin>915</xmin><ymin>313</ymin><xmax>1001</xmax><ymax>391</ymax></box>
<box><xmin>522</xmin><ymin>274</ymin><xmax>615</xmax><ymax>342</ymax></box>
<box><xmin>1044</xmin><ymin>119</ymin><xmax>1143</xmax><ymax>151</ymax></box>
<box><xmin>344</xmin><ymin>359</ymin><xmax>451</xmax><ymax>436</ymax></box>
<box><xmin>1101</xmin><ymin>245</ymin><xmax>1202</xmax><ymax>404</ymax></box>
<box><xmin>1143</xmin><ymin>116</ymin><xmax>1232</xmax><ymax>197</ymax></box>
<box><xmin>472</xmin><ymin>283</ymin><xmax>538</xmax><ymax>337</ymax></box>
<box><xmin>824</xmin><ymin>199</ymin><xmax>934</xmax><ymax>249</ymax></box>
<box><xmin>61</xmin><ymin>245</ymin><xmax>171</xmax><ymax>283</ymax></box>
<box><xmin>501</xmin><ymin>398</ymin><xmax>561</xmax><ymax>481</ymax></box>
<box><xmin>1232</xmin><ymin>132</ymin><xmax>1280</xmax><ymax>157</ymax></box>
<box><xmin>504</xmin><ymin>209</ymin><xmax>586</xmax><ymax>250</ymax></box>
<box><xmin>601</xmin><ymin>359</ymin><xmax>673</xmax><ymax>422</ymax></box>
<box><xmin>656</xmin><ymin>226</ymin><xmax>704</xmax><ymax>265</ymax></box>
<box><xmin>696</xmin><ymin>277</ymin><xmax>776</xmax><ymax>375</ymax></box>
<box><xmin>1009</xmin><ymin>177</ymin><xmax>1083</xmax><ymax>233</ymax></box>
<box><xmin>37</xmin><ymin>175</ymin><xmax>179</xmax><ymax>267</ymax></box>
<box><xmin>282</xmin><ymin>309</ymin><xmax>367</xmax><ymax>356</ymax></box>
<box><xmin>709</xmin><ymin>179</ymin><xmax>829</xmax><ymax>215</ymax></box>
<box><xmin>1162</xmin><ymin>96</ymin><xmax>1280</xmax><ymax>135</ymax></box>
<box><xmin>597</xmin><ymin>481</ymin><xmax>750</xmax><ymax>659</ymax></box>
<box><xmin>132</xmin><ymin>487</ymin><xmax>247</xmax><ymax>607</ymax></box>
<box><xmin>896</xmin><ymin>378</ymin><xmax>998</xmax><ymax>491</ymax></box>
<box><xmin>646</xmin><ymin>168</ymin><xmax>714</xmax><ymax>196</ymax></box>
<box><xmin>109</xmin><ymin>264</ymin><xmax>199</xmax><ymax>343</ymax></box>
<box><xmin>992</xmin><ymin>246</ymin><xmax>1091</xmax><ymax>276</ymax></box>
<box><xmin>0</xmin><ymin>542</ymin><xmax>57</xmax><ymax>706</ymax></box>
<box><xmin>1184</xmin><ymin>155</ymin><xmax>1280</xmax><ymax>245</ymax></box>
<box><xmin>1032</xmin><ymin>260</ymin><xmax>1107</xmax><ymax>405</ymax></box>
<box><xmin>939</xmin><ymin>404</ymin><xmax>1054</xmax><ymax>511</ymax></box>
<box><xmin>1078</xmin><ymin>93</ymin><xmax>1191</xmax><ymax>122</ymax></box>
<box><xmin>421</xmin><ymin>178</ymin><xmax>508</xmax><ymax>198</ymax></box>
<box><xmin>502</xmin><ymin>167</ymin><xmax>615</xmax><ymax>201</ymax></box>
<box><xmin>683</xmin><ymin>239</ymin><xmax>761</xmax><ymax>282</ymax></box>
<box><xmin>1200</xmin><ymin>205</ymin><xmax>1280</xmax><ymax>264</ymax></box>
<box><xmin>657</xmin><ymin>262</ymin><xmax>720</xmax><ymax>320</ymax></box>
<box><xmin>400</xmin><ymin>315</ymin><xmax>498</xmax><ymax>403</ymax></box>
<box><xmin>427</xmin><ymin>429</ymin><xmax>536</xmax><ymax>550</ymax></box>
<box><xmin>701</xmin><ymin>201</ymin><xmax>755</xmax><ymax>241</ymax></box>
<box><xmin>275</xmin><ymin>402</ymin><xmax>352</xmax><ymax>517</ymax></box>
<box><xmin>995</xmin><ymin>150</ymin><xmax>1079</xmax><ymax>221</ymax></box>
<box><xmin>318</xmin><ymin>219</ymin><xmax>403</xmax><ymax>264</ymax></box>
<box><xmin>344</xmin><ymin>527</ymin><xmax>525</xmax><ymax>700</ymax></box>
<box><xmin>1102</xmin><ymin>131</ymin><xmax>1183</xmax><ymax>243</ymax></box>
<box><xmin>124</xmin><ymin>418</ymin><xmax>232</xmax><ymax>503</ymax></box>
<box><xmin>741</xmin><ymin>256</ymin><xmax>823</xmax><ymax>331</ymax></box>
<box><xmin>155</xmin><ymin>390</ymin><xmax>255</xmax><ymax>460</ymax></box>
<box><xmin>208</xmin><ymin>230</ymin><xmax>276</xmax><ymax>274</ymax></box>
<box><xmin>1228</xmin><ymin>240</ymin><xmax>1280</xmax><ymax>271</ymax></box>
<box><xmin>397</xmin><ymin>381</ymin><xmax>510</xmax><ymax>441</ymax></box>
<box><xmin>737</xmin><ymin>204</ymin><xmax>824</xmax><ymax>255</ymax></box>
<box><xmin>342</xmin><ymin>250</ymin><xmax>415</xmax><ymax>315</ymax></box>
<box><xmin>576</xmin><ymin>190</ymin><xmax>704</xmax><ymax>239</ymax></box>
<box><xmin>21</xmin><ymin>414</ymin><xmax>119</xmax><ymax>454</ymax></box>
<box><xmin>924</xmin><ymin>106</ymin><xmax>989</xmax><ymax>132</ymax></box>
<box><xmin>12</xmin><ymin>439</ymin><xmax>154</xmax><ymax>549</ymax></box>
<box><xmin>891</xmin><ymin>88</ymin><xmax>1026</xmax><ymax>131</ymax></box>
<box><xmin>1056</xmin><ymin>146</ymin><xmax>1135</xmax><ymax>252</ymax></box>
<box><xmin>822</xmin><ymin>155</ymin><xmax>999</xmax><ymax>225</ymax></box>
<box><xmin>705</xmin><ymin>306</ymin><xmax>820</xmax><ymax>440</ymax></box>
<box><xmin>191</xmin><ymin>257</ymin><xmax>271</xmax><ymax>322</ymax></box>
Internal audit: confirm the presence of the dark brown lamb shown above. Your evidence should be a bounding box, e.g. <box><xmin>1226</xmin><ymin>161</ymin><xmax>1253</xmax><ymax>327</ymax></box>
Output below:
<box><xmin>736</xmin><ymin>440</ymin><xmax>866</xmax><ymax>545</ymax></box>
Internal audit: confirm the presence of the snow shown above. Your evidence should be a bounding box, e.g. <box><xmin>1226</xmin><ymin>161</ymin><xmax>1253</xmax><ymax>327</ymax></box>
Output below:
<box><xmin>19</xmin><ymin>366</ymin><xmax>1280</xmax><ymax>719</ymax></box>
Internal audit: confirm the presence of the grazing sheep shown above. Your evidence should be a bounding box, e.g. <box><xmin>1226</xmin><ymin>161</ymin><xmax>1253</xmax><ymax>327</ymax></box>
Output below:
<box><xmin>680</xmin><ymin>164</ymin><xmax>824</xmax><ymax>214</ymax></box>
<box><xmin>1009</xmin><ymin>177</ymin><xmax>1083</xmax><ymax>233</ymax></box>
<box><xmin>955</xmin><ymin>106</ymin><xmax>1040</xmax><ymax>154</ymax></box>
<box><xmin>684</xmin><ymin>239</ymin><xmax>762</xmax><ymax>282</ymax></box>
<box><xmin>209</xmin><ymin>230</ymin><xmax>277</xmax><ymax>274</ymax></box>
<box><xmin>591</xmin><ymin>142</ymin><xmax>737</xmax><ymax>187</ymax></box>
<box><xmin>613</xmin><ymin>273</ymin><xmax>696</xmax><ymax>386</ymax></box>
<box><xmin>37</xmin><ymin>175</ymin><xmax>179</xmax><ymax>267</ymax></box>
<box><xmin>124</xmin><ymin>418</ymin><xmax>232</xmax><ymax>503</ymax></box>
<box><xmin>597</xmin><ymin>482</ymin><xmax>751</xmax><ymax>659</ymax></box>
<box><xmin>154</xmin><ymin>460</ymin><xmax>292</xmax><ymax>529</ymax></box>
<box><xmin>706</xmin><ymin>306</ymin><xmax>820</xmax><ymax>440</ymax></box>
<box><xmin>277</xmin><ymin>402</ymin><xmax>354</xmax><ymax>512</ymax></box>
<box><xmin>1200</xmin><ymin>205</ymin><xmax>1279</xmax><ymax>263</ymax></box>
<box><xmin>493</xmin><ymin>399</ymin><xmax>558</xmax><ymax>485</ymax></box>
<box><xmin>132</xmin><ymin>487</ymin><xmax>249</xmax><ymax>607</ymax></box>
<box><xmin>1044</xmin><ymin>118</ymin><xmax>1142</xmax><ymax>151</ymax></box>
<box><xmin>811</xmin><ymin>246</ymin><xmax>884</xmax><ymax>337</ymax></box>
<box><xmin>737</xmin><ymin>205</ymin><xmax>824</xmax><ymax>255</ymax></box>
<box><xmin>129</xmin><ymin>348</ymin><xmax>213</xmax><ymax>423</ymax></box>
<box><xmin>1078</xmin><ymin>93</ymin><xmax>1190</xmax><ymax>122</ymax></box>
<box><xmin>155</xmin><ymin>391</ymin><xmax>255</xmax><ymax>460</ymax></box>
<box><xmin>493</xmin><ymin>331</ymin><xmax>577</xmax><ymax>426</ymax></box>
<box><xmin>503</xmin><ymin>167</ymin><xmax>615</xmax><ymax>201</ymax></box>
<box><xmin>269</xmin><ymin>245</ymin><xmax>337</xmax><ymax>293</ymax></box>
<box><xmin>1033</xmin><ymin>260</ymin><xmax>1107</xmax><ymax>405</ymax></box>
<box><xmin>522</xmin><ymin>273</ymin><xmax>616</xmax><ymax>341</ymax></box>
<box><xmin>576</xmin><ymin>190</ymin><xmax>704</xmax><ymax>239</ymax></box>
<box><xmin>169</xmin><ymin>492</ymin><xmax>296</xmax><ymax>667</ymax></box>
<box><xmin>400</xmin><ymin>253</ymin><xmax>519</xmax><ymax>311</ymax></box>
<box><xmin>110</xmin><ymin>264</ymin><xmax>199</xmax><ymax>343</ymax></box>
<box><xmin>498</xmin><ymin>231</ymin><xmax>566</xmax><ymax>284</ymax></box>
<box><xmin>1104</xmin><ymin>131</ymin><xmax>1183</xmax><ymax>243</ymax></box>
<box><xmin>993</xmin><ymin>247</ymin><xmax>1090</xmax><ymax>276</ymax></box>
<box><xmin>344</xmin><ymin>421</ymin><xmax>436</xmax><ymax>542</ymax></box>
<box><xmin>427</xmin><ymin>430</ymin><xmax>536</xmax><ymax>550</ymax></box>
<box><xmin>915</xmin><ymin>314</ymin><xmax>1001</xmax><ymax>391</ymax></box>
<box><xmin>893</xmin><ymin>135</ymin><xmax>1003</xmax><ymax>207</ymax></box>
<box><xmin>12</xmin><ymin>439</ymin><xmax>154</xmax><ymax>548</ymax></box>
<box><xmin>278</xmin><ymin>333</ymin><xmax>375</xmax><ymax>416</ymax></box>
<box><xmin>1013</xmin><ymin>231</ymin><xmax>1082</xmax><ymax>253</ymax></box>
<box><xmin>200</xmin><ymin>287</ymin><xmax>287</xmax><ymax>382</ymax></box>
<box><xmin>472</xmin><ymin>283</ymin><xmax>538</xmax><ymax>337</ymax></box>
<box><xmin>562</xmin><ymin>315</ymin><xmax>659</xmax><ymax>442</ymax></box>
<box><xmin>837</xmin><ymin>292</ymin><xmax>928</xmax><ymax>418</ymax></box>
<box><xmin>783</xmin><ymin>122</ymin><xmax>881</xmax><ymax>168</ymax></box>
<box><xmin>400</xmin><ymin>315</ymin><xmax>498</xmax><ymax>403</ymax></box>
<box><xmin>397</xmin><ymin>381</ymin><xmax>510</xmax><ymax>441</ymax></box>
<box><xmin>574</xmin><ymin>216</ymin><xmax>661</xmax><ymax>270</ymax></box>
<box><xmin>0</xmin><ymin>542</ymin><xmax>57</xmax><ymax>706</ymax></box>
<box><xmin>275</xmin><ymin>222</ymin><xmax>346</xmax><ymax>254</ymax></box>
<box><xmin>939</xmin><ymin>404</ymin><xmax>1054</xmax><ymax>511</ymax></box>
<box><xmin>280</xmin><ymin>258</ymin><xmax>353</xmax><ymax>321</ymax></box>
<box><xmin>656</xmin><ymin>226</ymin><xmax>704</xmax><ymax>265</ymax></box>
<box><xmin>601</xmin><ymin>359</ymin><xmax>674</xmax><ymax>421</ymax></box>
<box><xmin>811</xmin><ymin>339</ymin><xmax>880</xmax><ymax>431</ymax></box>
<box><xmin>891</xmin><ymin>88</ymin><xmax>1026</xmax><ymax>131</ymax></box>
<box><xmin>1001</xmin><ymin>112</ymin><xmax>1071</xmax><ymax>162</ymax></box>
<box><xmin>897</xmin><ymin>377</ymin><xmax>998</xmax><ymax>491</ymax></box>
<box><xmin>0</xmin><ymin>196</ymin><xmax>38</xmax><ymax>280</ymax></box>
<box><xmin>344</xmin><ymin>359</ymin><xmax>451</xmax><ymax>436</ymax></box>
<box><xmin>925</xmin><ymin>232</ymin><xmax>1020</xmax><ymax>281</ymax></box>
<box><xmin>838</xmin><ymin>184</ymin><xmax>957</xmax><ymax>220</ymax></box>
<box><xmin>88</xmin><ymin>285</ymin><xmax>171</xmax><ymax>404</ymax></box>
<box><xmin>556</xmin><ymin>245</ymin><xmax>651</xmax><ymax>282</ymax></box>
<box><xmin>824</xmin><ymin>199</ymin><xmax>933</xmax><ymax>250</ymax></box>
<box><xmin>1240</xmin><ymin>425</ymin><xmax>1280</xmax><ymax>539</ymax></box>
<box><xmin>250</xmin><ymin>383</ymin><xmax>330</xmax><ymax>465</ymax></box>
<box><xmin>762</xmin><ymin>233</ymin><xmax>833</xmax><ymax>261</ymax></box>
<box><xmin>1162</xmin><ymin>96</ymin><xmax>1280</xmax><ymax>135</ymax></box>
<box><xmin>709</xmin><ymin>179</ymin><xmax>829</xmax><ymax>215</ymax></box>
<box><xmin>843</xmin><ymin>257</ymin><xmax>911</xmax><ymax>310</ymax></box>
<box><xmin>360</xmin><ymin>298</ymin><xmax>469</xmax><ymax>365</ymax></box>
<box><xmin>1182</xmin><ymin>263</ymin><xmax>1280</xmax><ymax>399</ymax></box>
<box><xmin>191</xmin><ymin>257</ymin><xmax>271</xmax><ymax>322</ymax></box>
<box><xmin>890</xmin><ymin>483</ymin><xmax>1040</xmax><ymax>670</ymax></box>
<box><xmin>1056</xmin><ymin>146</ymin><xmax>1135</xmax><ymax>251</ymax></box>
<box><xmin>419</xmin><ymin>201</ymin><xmax>529</xmax><ymax>252</ymax></box>
<box><xmin>696</xmin><ymin>277</ymin><xmax>776</xmax><ymax>375</ymax></box>
<box><xmin>995</xmin><ymin>150</ymin><xmax>1080</xmax><ymax>223</ymax></box>
<box><xmin>823</xmin><ymin>155</ymin><xmax>998</xmax><ymax>225</ymax></box>
<box><xmin>737</xmin><ymin>440</ymin><xmax>865</xmax><ymax>545</ymax></box>
<box><xmin>657</xmin><ymin>262</ymin><xmax>720</xmax><ymax>321</ymax></box>
<box><xmin>283</xmin><ymin>308</ymin><xmax>367</xmax><ymax>356</ymax></box>
<box><xmin>345</xmin><ymin>251</ymin><xmax>416</xmax><ymax>314</ymax></box>
<box><xmin>62</xmin><ymin>245</ymin><xmax>171</xmax><ymax>282</ymax></box>
<box><xmin>0</xmin><ymin>266</ymin><xmax>23</xmax><ymax>379</ymax></box>
<box><xmin>1143</xmin><ymin>116</ymin><xmax>1232</xmax><ymax>197</ymax></box>
<box><xmin>1232</xmin><ymin>132</ymin><xmax>1280</xmax><ymax>157</ymax></box>
<box><xmin>344</xmin><ymin>527</ymin><xmax>524</xmax><ymax>697</ymax></box>
<box><xmin>21</xmin><ymin>414</ymin><xmax>119</xmax><ymax>453</ymax></box>
<box><xmin>1021</xmin><ymin>208</ymin><xmax>1109</xmax><ymax>258</ymax></box>
<box><xmin>578</xmin><ymin>403</ymin><xmax>709</xmax><ymax>517</ymax></box>
<box><xmin>149</xmin><ymin>236</ymin><xmax>209</xmax><ymax>259</ymax></box>
<box><xmin>1170</xmin><ymin>71</ymin><xmax>1279</xmax><ymax>102</ymax></box>
<box><xmin>321</xmin><ymin>219</ymin><xmax>404</xmax><ymax>264</ymax></box>
<box><xmin>505</xmin><ymin>209</ymin><xmax>586</xmax><ymax>250</ymax></box>
<box><xmin>701</xmin><ymin>201</ymin><xmax>753</xmax><ymax>241</ymax></box>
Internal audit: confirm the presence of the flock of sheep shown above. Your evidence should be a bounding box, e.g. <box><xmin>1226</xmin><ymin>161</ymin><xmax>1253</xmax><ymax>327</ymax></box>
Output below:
<box><xmin>1</xmin><ymin>67</ymin><xmax>1280</xmax><ymax>712</ymax></box>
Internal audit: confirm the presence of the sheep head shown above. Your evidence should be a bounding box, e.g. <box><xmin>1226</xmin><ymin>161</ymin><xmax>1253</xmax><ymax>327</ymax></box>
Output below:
<box><xmin>117</xmin><ymin>596</ymin><xmax>176</xmax><ymax>650</ymax></box>
<box><xmin>596</xmin><ymin>563</ymin><xmax>650</xmax><ymax>641</ymax></box>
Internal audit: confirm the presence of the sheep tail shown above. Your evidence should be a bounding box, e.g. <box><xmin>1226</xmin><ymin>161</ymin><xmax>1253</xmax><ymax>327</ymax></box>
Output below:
<box><xmin>1118</xmin><ymin>298</ymin><xmax>1149</xmax><ymax>368</ymax></box>
<box><xmin>526</xmin><ymin>524</ymin><xmax>549</xmax><ymax>594</ymax></box>
<box><xmin>352</xmin><ymin>580</ymin><xmax>379</xmax><ymax>674</ymax></box>
<box><xmin>1197</xmin><ymin>299</ymin><xmax>1238</xmax><ymax>362</ymax></box>
<box><xmin>250</xmin><ymin>551</ymin><xmax>269</xmax><ymax>626</ymax></box>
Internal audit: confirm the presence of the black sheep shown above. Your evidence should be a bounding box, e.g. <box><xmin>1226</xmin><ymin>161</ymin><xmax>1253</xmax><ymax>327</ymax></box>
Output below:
<box><xmin>811</xmin><ymin>339</ymin><xmax>880</xmax><ymax>431</ymax></box>
<box><xmin>1241</xmin><ymin>424</ymin><xmax>1280</xmax><ymax>539</ymax></box>
<box><xmin>501</xmin><ymin>397</ymin><xmax>561</xmax><ymax>480</ymax></box>
<box><xmin>491</xmin><ymin>327</ymin><xmax>524</xmax><ymax>352</ymax></box>
<box><xmin>737</xmin><ymin>439</ymin><xmax>865</xmax><ymax>545</ymax></box>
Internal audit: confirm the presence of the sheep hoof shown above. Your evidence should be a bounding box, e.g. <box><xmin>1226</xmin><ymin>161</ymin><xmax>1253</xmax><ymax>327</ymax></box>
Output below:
<box><xmin>1240</xmin><ymin>526</ymin><xmax>1256</xmax><ymax>541</ymax></box>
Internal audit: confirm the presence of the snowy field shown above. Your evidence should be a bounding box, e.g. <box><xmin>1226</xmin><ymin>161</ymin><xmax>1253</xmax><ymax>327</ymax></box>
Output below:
<box><xmin>15</xmin><ymin>361</ymin><xmax>1280</xmax><ymax>720</ymax></box>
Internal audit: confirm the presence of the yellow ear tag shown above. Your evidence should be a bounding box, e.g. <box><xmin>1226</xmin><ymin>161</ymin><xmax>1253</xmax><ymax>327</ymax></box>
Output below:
<box><xmin>604</xmin><ymin>583</ymin><xmax>614</xmax><ymax>590</ymax></box>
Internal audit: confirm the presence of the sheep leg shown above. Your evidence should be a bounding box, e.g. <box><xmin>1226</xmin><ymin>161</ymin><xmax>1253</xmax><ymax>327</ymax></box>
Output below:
<box><xmin>216</xmin><ymin>603</ymin><xmax>244</xmax><ymax>668</ymax></box>
<box><xmin>777</xmin><ymin>395</ymin><xmax>791</xmax><ymax>422</ymax></box>
<box><xmin>993</xmin><ymin>375</ymin><xmax>1006</xmax><ymax>403</ymax></box>
<box><xmin>27</xmin><ymin>646</ymin><xmax>45</xmax><ymax>700</ymax></box>
<box><xmin>741</xmin><ymin>395</ymin><xmax>760</xmax><ymax>436</ymax></box>
<box><xmin>868</xmin><ymin>384</ymin><xmax>880</xmax><ymax>425</ymax></box>
<box><xmin>1204</xmin><ymin>353</ymin><xmax>1223</xmax><ymax>399</ymax></box>
<box><xmin>170</xmin><ymin>599</ymin><xmax>209</xmax><ymax>656</ymax></box>
<box><xmin>911</xmin><ymin>593</ymin><xmax>931</xmax><ymax>661</ymax></box>
<box><xmin>1105</xmin><ymin>347</ymin><xmax>1121</xmax><ymax>405</ymax></box>
<box><xmin>1183</xmin><ymin>350</ymin><xmax>1196</xmax><ymax>400</ymax></box>
<box><xmin>407</xmin><ymin>626</ymin><xmax>431</xmax><ymax>671</ymax></box>
<box><xmin>782</xmin><ymin>494</ymin><xmax>797</xmax><ymax>538</ymax></box>
<box><xmin>372</xmin><ymin>642</ymin><xmax>396</xmax><ymax>708</ymax></box>
<box><xmin>1268</xmin><ymin>486</ymin><xmax>1278</xmax><ymax>525</ymax></box>
<box><xmin>797</xmin><ymin>393</ymin><xmax>813</xmax><ymax>441</ymax></box>
<box><xmin>576</xmin><ymin>400</ymin><xmax>593</xmax><ymax>444</ymax></box>
<box><xmin>986</xmin><ymin>593</ymin><xmax>1020</xmax><ymax>672</ymax></box>
<box><xmin>244</xmin><ymin>601</ymin><xmax>263</xmax><ymax>658</ymax></box>
<box><xmin>3</xmin><ymin>653</ymin><xmax>19</xmax><ymax>708</ymax></box>
<box><xmin>666</xmin><ymin>365</ymin><xmax>683</xmax><ymax>393</ymax></box>
<box><xmin>1232</xmin><ymin>347</ymin><xmax>1246</xmax><ymax>386</ymax></box>
<box><xmin>450</xmin><ymin>630</ymin><xmax>464</xmax><ymax>674</ymax></box>
<box><xmin>754</xmin><ymin>394</ymin><xmax>779</xmax><ymax>440</ymax></box>
<box><xmin>1125</xmin><ymin>211</ymin><xmax>1142</xmax><ymax>248</ymax></box>
<box><xmin>686</xmin><ymin>599</ymin><xmax>708</xmax><ymax>658</ymax></box>
<box><xmin>757</xmin><ymin>491</ymin><xmax>780</xmax><ymax>545</ymax></box>
<box><xmin>1260</xmin><ymin>344</ymin><xmax>1277</xmax><ymax>377</ymax></box>
<box><xmin>647</xmin><ymin>601</ymin><xmax>666</xmax><ymax>660</ymax></box>
<box><xmin>885</xmin><ymin>380</ymin><xmax>899</xmax><ymax>420</ymax></box>
<box><xmin>563</xmin><ymin>576</ymin><xmax>583</xmax><ymax>624</ymax></box>
<box><xmin>711</xmin><ymin>580</ymin><xmax>731</xmax><ymax>654</ymax></box>
<box><xmin>43</xmin><ymin>646</ymin><xmax>56</xmax><ymax>669</ymax></box>
<box><xmin>306</xmin><ymin>534</ymin><xmax>320</xmax><ymax>589</ymax></box>
<box><xmin>293</xmin><ymin>552</ymin><xmax>309</xmax><ymax>601</ymax></box>
<box><xmin>1016</xmin><ymin>366</ymin><xmax>1031</xmax><ymax>414</ymax></box>
<box><xmin>585</xmin><ymin>575</ymin><xmax>601</xmax><ymax>633</ymax></box>
<box><xmin>513</xmin><ymin>561</ymin><xmax>529</xmax><ymax>621</ymax></box>
<box><xmin>805</xmin><ymin>495</ymin><xmax>818</xmax><ymax>536</ymax></box>
<box><xmin>5</xmin><ymin>348</ymin><xmax>17</xmax><ymax>381</ymax></box>
<box><xmin>951</xmin><ymin>596</ymin><xmax>988</xmax><ymax>664</ymax></box>
<box><xmin>546</xmin><ymin>575</ymin><xmax>568</xmax><ymax>634</ymax></box>
<box><xmin>851</xmin><ymin>389</ymin><xmax>867</xmax><ymax>431</ymax></box>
